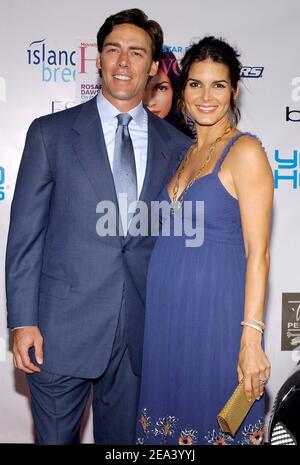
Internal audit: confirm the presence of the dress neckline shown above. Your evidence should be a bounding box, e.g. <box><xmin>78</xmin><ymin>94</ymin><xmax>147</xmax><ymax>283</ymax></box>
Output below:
<box><xmin>166</xmin><ymin>131</ymin><xmax>244</xmax><ymax>204</ymax></box>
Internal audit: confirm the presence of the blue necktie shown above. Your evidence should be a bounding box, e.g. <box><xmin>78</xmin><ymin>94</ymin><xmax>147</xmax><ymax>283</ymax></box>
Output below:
<box><xmin>113</xmin><ymin>113</ymin><xmax>137</xmax><ymax>235</ymax></box>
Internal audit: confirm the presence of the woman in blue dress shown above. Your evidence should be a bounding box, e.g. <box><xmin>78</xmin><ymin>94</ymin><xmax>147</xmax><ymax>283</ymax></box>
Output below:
<box><xmin>136</xmin><ymin>36</ymin><xmax>274</xmax><ymax>445</ymax></box>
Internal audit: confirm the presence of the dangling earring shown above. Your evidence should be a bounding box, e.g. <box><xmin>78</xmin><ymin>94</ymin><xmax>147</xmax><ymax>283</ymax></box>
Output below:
<box><xmin>229</xmin><ymin>89</ymin><xmax>238</xmax><ymax>127</ymax></box>
<box><xmin>232</xmin><ymin>98</ymin><xmax>237</xmax><ymax>126</ymax></box>
<box><xmin>180</xmin><ymin>101</ymin><xmax>196</xmax><ymax>135</ymax></box>
<box><xmin>182</xmin><ymin>101</ymin><xmax>188</xmax><ymax>124</ymax></box>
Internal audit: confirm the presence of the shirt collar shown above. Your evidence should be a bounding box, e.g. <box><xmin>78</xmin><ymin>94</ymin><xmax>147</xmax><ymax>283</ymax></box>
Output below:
<box><xmin>97</xmin><ymin>91</ymin><xmax>145</xmax><ymax>127</ymax></box>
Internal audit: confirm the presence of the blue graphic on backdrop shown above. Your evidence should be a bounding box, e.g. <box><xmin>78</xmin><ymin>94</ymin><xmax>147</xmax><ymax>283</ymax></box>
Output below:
<box><xmin>27</xmin><ymin>39</ymin><xmax>76</xmax><ymax>83</ymax></box>
<box><xmin>163</xmin><ymin>44</ymin><xmax>191</xmax><ymax>54</ymax></box>
<box><xmin>274</xmin><ymin>150</ymin><xmax>300</xmax><ymax>189</ymax></box>
<box><xmin>0</xmin><ymin>166</ymin><xmax>5</xmax><ymax>201</ymax></box>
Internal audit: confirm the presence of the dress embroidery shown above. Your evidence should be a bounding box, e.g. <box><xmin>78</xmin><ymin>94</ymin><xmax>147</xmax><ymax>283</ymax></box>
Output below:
<box><xmin>205</xmin><ymin>429</ymin><xmax>235</xmax><ymax>445</ymax></box>
<box><xmin>178</xmin><ymin>429</ymin><xmax>198</xmax><ymax>445</ymax></box>
<box><xmin>137</xmin><ymin>408</ymin><xmax>265</xmax><ymax>445</ymax></box>
<box><xmin>237</xmin><ymin>418</ymin><xmax>265</xmax><ymax>445</ymax></box>
<box><xmin>154</xmin><ymin>416</ymin><xmax>178</xmax><ymax>444</ymax></box>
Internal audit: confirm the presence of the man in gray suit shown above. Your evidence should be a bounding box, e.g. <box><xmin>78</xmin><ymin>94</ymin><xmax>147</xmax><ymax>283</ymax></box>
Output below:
<box><xmin>6</xmin><ymin>8</ymin><xmax>191</xmax><ymax>444</ymax></box>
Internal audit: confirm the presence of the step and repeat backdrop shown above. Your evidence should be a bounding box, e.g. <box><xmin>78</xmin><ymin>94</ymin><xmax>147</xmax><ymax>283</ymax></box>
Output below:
<box><xmin>0</xmin><ymin>0</ymin><xmax>299</xmax><ymax>443</ymax></box>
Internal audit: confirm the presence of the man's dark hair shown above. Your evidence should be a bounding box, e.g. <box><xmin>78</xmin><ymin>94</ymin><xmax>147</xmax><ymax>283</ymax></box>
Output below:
<box><xmin>97</xmin><ymin>8</ymin><xmax>163</xmax><ymax>62</ymax></box>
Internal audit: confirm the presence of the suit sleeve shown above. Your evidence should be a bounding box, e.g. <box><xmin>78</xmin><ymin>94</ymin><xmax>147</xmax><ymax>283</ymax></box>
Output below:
<box><xmin>5</xmin><ymin>118</ymin><xmax>54</xmax><ymax>328</ymax></box>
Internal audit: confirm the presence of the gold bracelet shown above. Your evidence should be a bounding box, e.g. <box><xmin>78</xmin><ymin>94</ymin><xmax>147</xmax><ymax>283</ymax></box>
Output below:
<box><xmin>241</xmin><ymin>321</ymin><xmax>264</xmax><ymax>334</ymax></box>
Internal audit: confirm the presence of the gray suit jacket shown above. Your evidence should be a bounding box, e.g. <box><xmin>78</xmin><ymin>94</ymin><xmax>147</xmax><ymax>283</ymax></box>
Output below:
<box><xmin>5</xmin><ymin>96</ymin><xmax>192</xmax><ymax>378</ymax></box>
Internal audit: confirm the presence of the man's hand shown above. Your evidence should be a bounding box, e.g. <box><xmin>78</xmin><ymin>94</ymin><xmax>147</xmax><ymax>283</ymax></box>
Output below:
<box><xmin>12</xmin><ymin>326</ymin><xmax>43</xmax><ymax>373</ymax></box>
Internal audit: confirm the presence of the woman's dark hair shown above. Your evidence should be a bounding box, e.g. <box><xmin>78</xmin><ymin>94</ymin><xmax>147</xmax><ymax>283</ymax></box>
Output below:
<box><xmin>97</xmin><ymin>8</ymin><xmax>163</xmax><ymax>62</ymax></box>
<box><xmin>178</xmin><ymin>36</ymin><xmax>242</xmax><ymax>126</ymax></box>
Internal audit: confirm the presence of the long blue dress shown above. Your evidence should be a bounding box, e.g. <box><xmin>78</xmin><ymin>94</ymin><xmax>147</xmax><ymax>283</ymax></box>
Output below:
<box><xmin>136</xmin><ymin>133</ymin><xmax>265</xmax><ymax>446</ymax></box>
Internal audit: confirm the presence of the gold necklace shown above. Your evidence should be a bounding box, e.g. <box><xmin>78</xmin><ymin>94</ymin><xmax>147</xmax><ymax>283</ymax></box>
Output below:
<box><xmin>172</xmin><ymin>125</ymin><xmax>233</xmax><ymax>208</ymax></box>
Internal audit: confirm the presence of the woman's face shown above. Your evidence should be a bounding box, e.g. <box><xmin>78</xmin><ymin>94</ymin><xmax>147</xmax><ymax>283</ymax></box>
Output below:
<box><xmin>183</xmin><ymin>59</ymin><xmax>238</xmax><ymax>127</ymax></box>
<box><xmin>143</xmin><ymin>70</ymin><xmax>173</xmax><ymax>118</ymax></box>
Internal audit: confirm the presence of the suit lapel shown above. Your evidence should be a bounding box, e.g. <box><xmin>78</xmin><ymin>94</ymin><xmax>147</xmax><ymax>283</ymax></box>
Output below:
<box><xmin>138</xmin><ymin>109</ymin><xmax>171</xmax><ymax>205</ymax></box>
<box><xmin>123</xmin><ymin>110</ymin><xmax>174</xmax><ymax>245</ymax></box>
<box><xmin>71</xmin><ymin>97</ymin><xmax>123</xmax><ymax>242</ymax></box>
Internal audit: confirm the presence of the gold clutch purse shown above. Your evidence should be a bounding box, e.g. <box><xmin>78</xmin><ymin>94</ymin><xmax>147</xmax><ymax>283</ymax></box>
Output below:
<box><xmin>217</xmin><ymin>379</ymin><xmax>256</xmax><ymax>436</ymax></box>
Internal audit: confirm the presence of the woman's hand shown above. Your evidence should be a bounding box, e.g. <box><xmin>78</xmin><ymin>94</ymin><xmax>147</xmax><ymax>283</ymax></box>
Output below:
<box><xmin>237</xmin><ymin>334</ymin><xmax>271</xmax><ymax>402</ymax></box>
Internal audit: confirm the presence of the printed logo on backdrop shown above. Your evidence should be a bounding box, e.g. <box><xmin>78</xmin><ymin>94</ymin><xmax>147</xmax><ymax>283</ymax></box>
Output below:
<box><xmin>77</xmin><ymin>40</ymin><xmax>101</xmax><ymax>103</ymax></box>
<box><xmin>282</xmin><ymin>293</ymin><xmax>300</xmax><ymax>350</ymax></box>
<box><xmin>286</xmin><ymin>77</ymin><xmax>300</xmax><ymax>122</ymax></box>
<box><xmin>0</xmin><ymin>166</ymin><xmax>5</xmax><ymax>201</ymax></box>
<box><xmin>163</xmin><ymin>44</ymin><xmax>191</xmax><ymax>61</ymax></box>
<box><xmin>27</xmin><ymin>39</ymin><xmax>76</xmax><ymax>83</ymax></box>
<box><xmin>51</xmin><ymin>100</ymin><xmax>76</xmax><ymax>114</ymax></box>
<box><xmin>273</xmin><ymin>149</ymin><xmax>300</xmax><ymax>189</ymax></box>
<box><xmin>240</xmin><ymin>67</ymin><xmax>264</xmax><ymax>78</ymax></box>
<box><xmin>272</xmin><ymin>77</ymin><xmax>300</xmax><ymax>189</ymax></box>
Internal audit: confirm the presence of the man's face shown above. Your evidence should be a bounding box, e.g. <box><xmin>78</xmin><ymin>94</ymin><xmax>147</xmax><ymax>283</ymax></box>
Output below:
<box><xmin>97</xmin><ymin>23</ymin><xmax>159</xmax><ymax>111</ymax></box>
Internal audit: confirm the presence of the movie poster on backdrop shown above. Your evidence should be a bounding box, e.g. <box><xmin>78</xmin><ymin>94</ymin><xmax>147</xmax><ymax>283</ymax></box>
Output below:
<box><xmin>76</xmin><ymin>39</ymin><xmax>100</xmax><ymax>104</ymax></box>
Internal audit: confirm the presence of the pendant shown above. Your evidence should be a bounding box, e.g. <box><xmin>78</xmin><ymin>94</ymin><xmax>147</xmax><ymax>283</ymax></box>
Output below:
<box><xmin>171</xmin><ymin>200</ymin><xmax>182</xmax><ymax>215</ymax></box>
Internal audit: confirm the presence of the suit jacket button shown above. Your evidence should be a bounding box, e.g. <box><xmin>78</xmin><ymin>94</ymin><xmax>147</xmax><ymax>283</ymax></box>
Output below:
<box><xmin>122</xmin><ymin>246</ymin><xmax>127</xmax><ymax>254</ymax></box>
